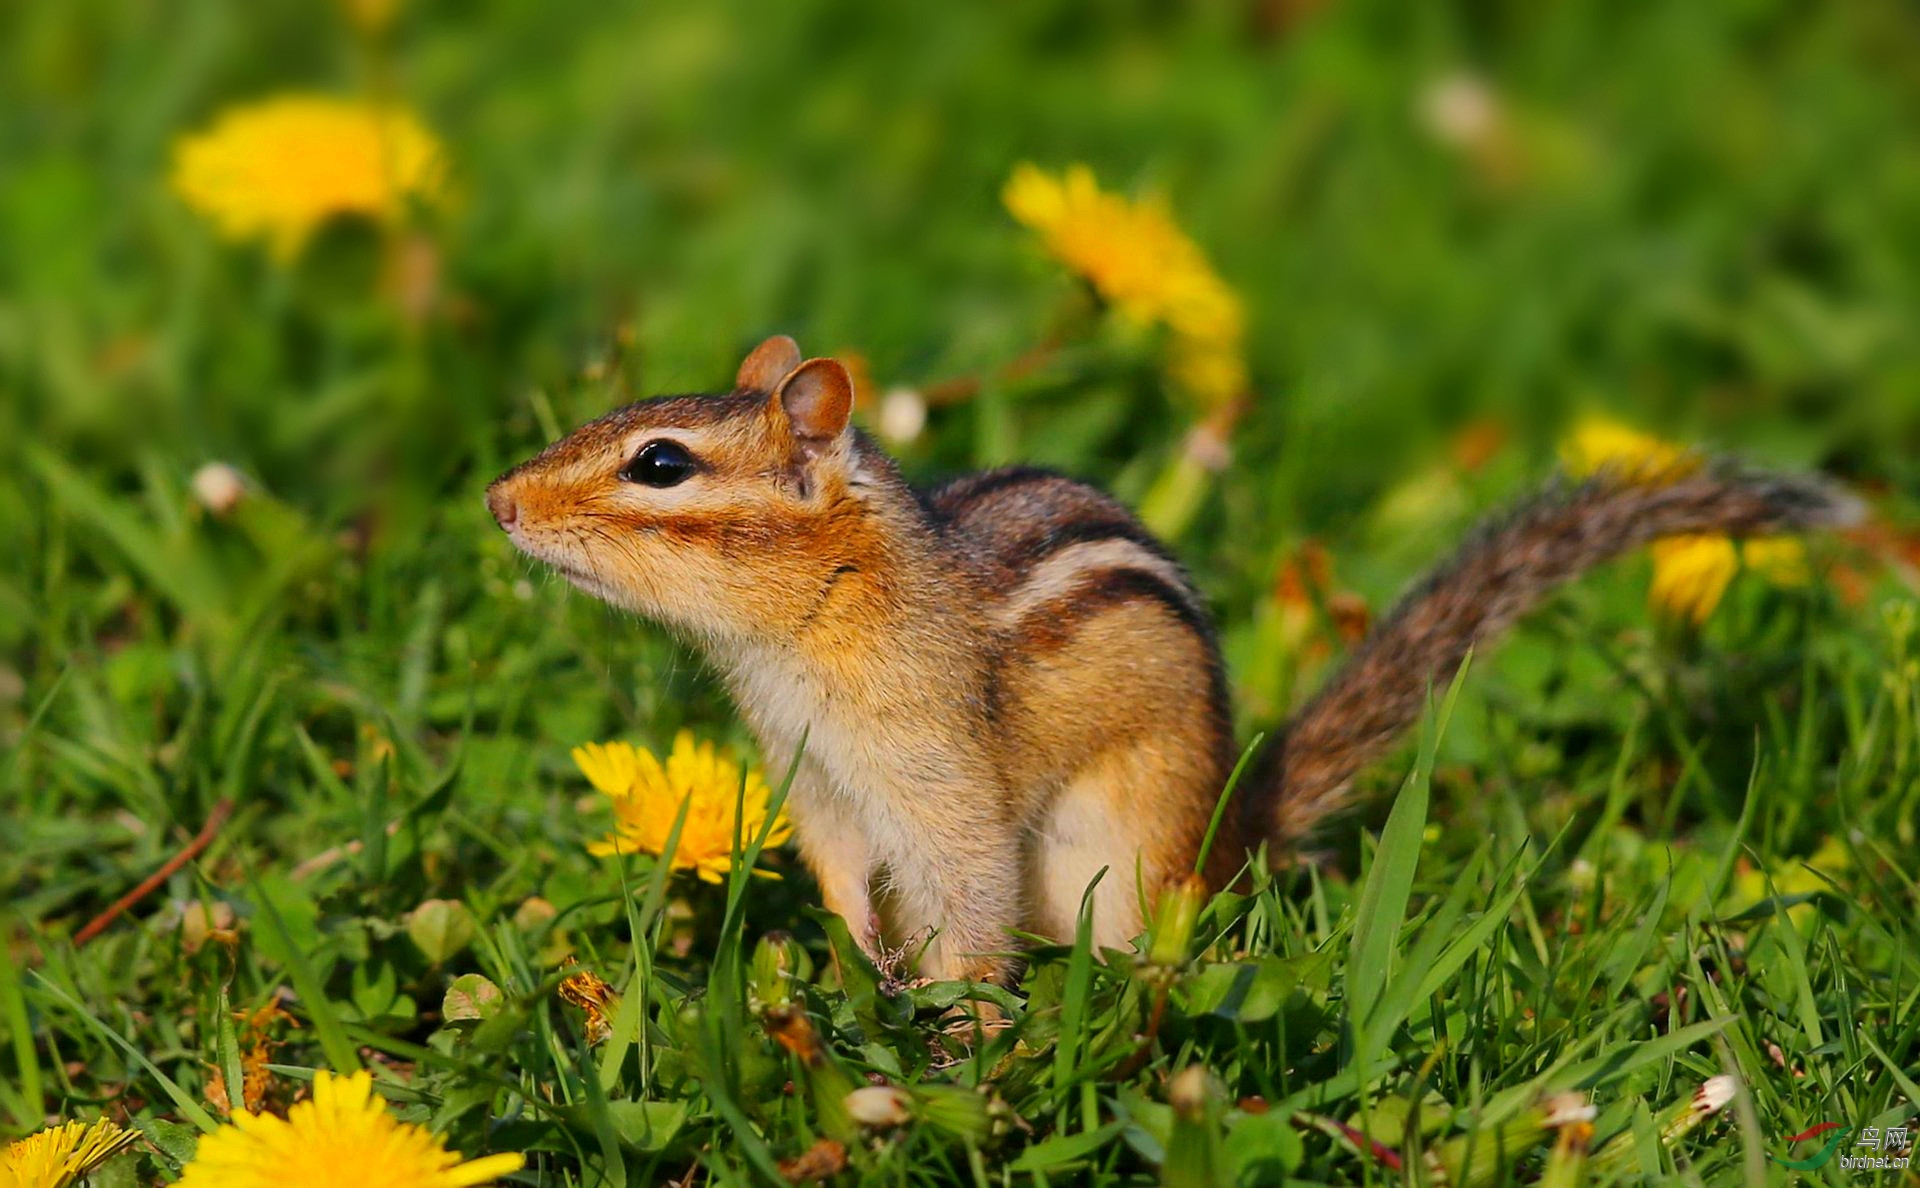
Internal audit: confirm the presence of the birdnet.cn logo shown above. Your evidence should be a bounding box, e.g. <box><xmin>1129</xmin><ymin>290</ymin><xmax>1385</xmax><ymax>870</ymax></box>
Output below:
<box><xmin>1770</xmin><ymin>1123</ymin><xmax>1912</xmax><ymax>1172</ymax></box>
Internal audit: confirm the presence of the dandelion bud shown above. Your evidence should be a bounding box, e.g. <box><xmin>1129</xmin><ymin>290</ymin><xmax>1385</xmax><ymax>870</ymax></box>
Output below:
<box><xmin>844</xmin><ymin>1085</ymin><xmax>913</xmax><ymax>1129</ymax></box>
<box><xmin>1428</xmin><ymin>1091</ymin><xmax>1594</xmax><ymax>1186</ymax></box>
<box><xmin>764</xmin><ymin>1005</ymin><xmax>859</xmax><ymax>1143</ymax></box>
<box><xmin>1539</xmin><ymin>1119</ymin><xmax>1594</xmax><ymax>1188</ymax></box>
<box><xmin>914</xmin><ymin>1084</ymin><xmax>991</xmax><ymax>1143</ymax></box>
<box><xmin>1592</xmin><ymin>1077</ymin><xmax>1737</xmax><ymax>1171</ymax></box>
<box><xmin>1163</xmin><ymin>1066</ymin><xmax>1228</xmax><ymax>1188</ymax></box>
<box><xmin>1539</xmin><ymin>1094</ymin><xmax>1598</xmax><ymax>1128</ymax></box>
<box><xmin>1169</xmin><ymin>1064</ymin><xmax>1221</xmax><ymax>1117</ymax></box>
<box><xmin>984</xmin><ymin>1089</ymin><xmax>1020</xmax><ymax>1139</ymax></box>
<box><xmin>668</xmin><ymin>996</ymin><xmax>706</xmax><ymax>1049</ymax></box>
<box><xmin>1654</xmin><ymin>1076</ymin><xmax>1735</xmax><ymax>1146</ymax></box>
<box><xmin>1148</xmin><ymin>874</ymin><xmax>1208</xmax><ymax>968</ymax></box>
<box><xmin>749</xmin><ymin>930</ymin><xmax>813</xmax><ymax>1015</ymax></box>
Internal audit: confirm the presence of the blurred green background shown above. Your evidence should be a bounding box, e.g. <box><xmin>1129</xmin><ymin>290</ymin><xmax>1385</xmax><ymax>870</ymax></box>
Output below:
<box><xmin>8</xmin><ymin>0</ymin><xmax>1919</xmax><ymax>757</ymax></box>
<box><xmin>7</xmin><ymin>0</ymin><xmax>1920</xmax><ymax>865</ymax></box>
<box><xmin>5</xmin><ymin>0</ymin><xmax>1918</xmax><ymax>852</ymax></box>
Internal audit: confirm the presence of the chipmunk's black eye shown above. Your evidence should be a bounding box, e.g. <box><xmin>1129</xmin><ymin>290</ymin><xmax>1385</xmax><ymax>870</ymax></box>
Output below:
<box><xmin>620</xmin><ymin>440</ymin><xmax>698</xmax><ymax>488</ymax></box>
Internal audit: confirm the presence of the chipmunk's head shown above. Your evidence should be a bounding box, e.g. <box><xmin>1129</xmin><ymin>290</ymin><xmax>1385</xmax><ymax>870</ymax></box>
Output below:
<box><xmin>488</xmin><ymin>336</ymin><xmax>883</xmax><ymax>638</ymax></box>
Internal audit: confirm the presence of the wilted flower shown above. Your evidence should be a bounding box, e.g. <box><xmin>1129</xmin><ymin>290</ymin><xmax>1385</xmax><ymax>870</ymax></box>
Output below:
<box><xmin>1562</xmin><ymin>416</ymin><xmax>1808</xmax><ymax>623</ymax></box>
<box><xmin>557</xmin><ymin>960</ymin><xmax>619</xmax><ymax>1044</ymax></box>
<box><xmin>2</xmin><ymin>1118</ymin><xmax>137</xmax><ymax>1188</ymax></box>
<box><xmin>574</xmin><ymin>731</ymin><xmax>792</xmax><ymax>882</ymax></box>
<box><xmin>171</xmin><ymin>94</ymin><xmax>447</xmax><ymax>259</ymax></box>
<box><xmin>1004</xmin><ymin>162</ymin><xmax>1248</xmax><ymax>408</ymax></box>
<box><xmin>775</xmin><ymin>1139</ymin><xmax>848</xmax><ymax>1184</ymax></box>
<box><xmin>176</xmin><ymin>1069</ymin><xmax>522</xmax><ymax>1188</ymax></box>
<box><xmin>206</xmin><ymin>1000</ymin><xmax>293</xmax><ymax>1117</ymax></box>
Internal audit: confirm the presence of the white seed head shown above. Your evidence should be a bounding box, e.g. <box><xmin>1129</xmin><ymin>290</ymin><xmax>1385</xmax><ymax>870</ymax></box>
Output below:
<box><xmin>190</xmin><ymin>462</ymin><xmax>248</xmax><ymax>516</ymax></box>
<box><xmin>878</xmin><ymin>387</ymin><xmax>928</xmax><ymax>444</ymax></box>
<box><xmin>1695</xmin><ymin>1076</ymin><xmax>1737</xmax><ymax>1114</ymax></box>
<box><xmin>1168</xmin><ymin>1065</ymin><xmax>1224</xmax><ymax>1117</ymax></box>
<box><xmin>1422</xmin><ymin>72</ymin><xmax>1501</xmax><ymax>150</ymax></box>
<box><xmin>1541</xmin><ymin>1093</ymin><xmax>1597</xmax><ymax>1126</ymax></box>
<box><xmin>844</xmin><ymin>1085</ymin><xmax>913</xmax><ymax>1129</ymax></box>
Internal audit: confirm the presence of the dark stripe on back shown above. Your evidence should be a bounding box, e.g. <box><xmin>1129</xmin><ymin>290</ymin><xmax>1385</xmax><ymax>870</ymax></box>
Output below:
<box><xmin>1016</xmin><ymin>565</ymin><xmax>1234</xmax><ymax>760</ymax></box>
<box><xmin>999</xmin><ymin>515</ymin><xmax>1186</xmax><ymax>575</ymax></box>
<box><xmin>926</xmin><ymin>466</ymin><xmax>1067</xmax><ymax>515</ymax></box>
<box><xmin>1019</xmin><ymin>566</ymin><xmax>1214</xmax><ymax>652</ymax></box>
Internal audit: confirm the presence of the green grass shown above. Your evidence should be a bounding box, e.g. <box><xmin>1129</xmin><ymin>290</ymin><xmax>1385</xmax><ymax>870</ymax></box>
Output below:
<box><xmin>4</xmin><ymin>0</ymin><xmax>1920</xmax><ymax>1184</ymax></box>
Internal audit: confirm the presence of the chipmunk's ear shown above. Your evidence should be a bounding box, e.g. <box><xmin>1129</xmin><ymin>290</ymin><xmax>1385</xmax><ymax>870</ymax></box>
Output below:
<box><xmin>774</xmin><ymin>357</ymin><xmax>854</xmax><ymax>444</ymax></box>
<box><xmin>736</xmin><ymin>335</ymin><xmax>803</xmax><ymax>394</ymax></box>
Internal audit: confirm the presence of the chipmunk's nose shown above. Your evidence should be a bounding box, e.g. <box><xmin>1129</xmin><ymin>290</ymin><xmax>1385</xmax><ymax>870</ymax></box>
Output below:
<box><xmin>486</xmin><ymin>486</ymin><xmax>519</xmax><ymax>530</ymax></box>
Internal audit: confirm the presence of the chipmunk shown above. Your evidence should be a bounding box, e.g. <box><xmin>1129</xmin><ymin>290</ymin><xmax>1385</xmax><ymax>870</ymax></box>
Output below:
<box><xmin>488</xmin><ymin>335</ymin><xmax>1857</xmax><ymax>986</ymax></box>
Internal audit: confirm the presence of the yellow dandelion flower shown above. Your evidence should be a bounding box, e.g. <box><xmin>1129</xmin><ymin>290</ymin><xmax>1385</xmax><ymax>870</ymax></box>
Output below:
<box><xmin>171</xmin><ymin>94</ymin><xmax>447</xmax><ymax>260</ymax></box>
<box><xmin>1559</xmin><ymin>416</ymin><xmax>1700</xmax><ymax>485</ymax></box>
<box><xmin>1560</xmin><ymin>417</ymin><xmax>1814</xmax><ymax>623</ymax></box>
<box><xmin>175</xmin><ymin>1069</ymin><xmax>522</xmax><ymax>1188</ymax></box>
<box><xmin>338</xmin><ymin>0</ymin><xmax>400</xmax><ymax>36</ymax></box>
<box><xmin>2</xmin><ymin>1118</ymin><xmax>137</xmax><ymax>1188</ymax></box>
<box><xmin>1741</xmin><ymin>537</ymin><xmax>1810</xmax><ymax>587</ymax></box>
<box><xmin>1166</xmin><ymin>339</ymin><xmax>1250</xmax><ymax>412</ymax></box>
<box><xmin>1004</xmin><ymin>163</ymin><xmax>1247</xmax><ymax>407</ymax></box>
<box><xmin>575</xmin><ymin>731</ymin><xmax>793</xmax><ymax>883</ymax></box>
<box><xmin>1732</xmin><ymin>836</ymin><xmax>1850</xmax><ymax>923</ymax></box>
<box><xmin>1648</xmin><ymin>535</ymin><xmax>1740</xmax><ymax>625</ymax></box>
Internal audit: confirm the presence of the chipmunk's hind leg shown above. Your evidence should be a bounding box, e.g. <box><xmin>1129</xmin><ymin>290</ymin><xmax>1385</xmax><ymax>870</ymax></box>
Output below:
<box><xmin>997</xmin><ymin>573</ymin><xmax>1235</xmax><ymax>949</ymax></box>
<box><xmin>1027</xmin><ymin>739</ymin><xmax>1215</xmax><ymax>950</ymax></box>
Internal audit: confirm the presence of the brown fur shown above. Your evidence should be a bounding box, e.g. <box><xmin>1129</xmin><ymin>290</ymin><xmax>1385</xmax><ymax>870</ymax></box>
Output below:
<box><xmin>489</xmin><ymin>339</ymin><xmax>1859</xmax><ymax>983</ymax></box>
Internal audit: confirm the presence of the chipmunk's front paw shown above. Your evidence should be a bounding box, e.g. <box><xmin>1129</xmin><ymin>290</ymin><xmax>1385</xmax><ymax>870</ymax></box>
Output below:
<box><xmin>938</xmin><ymin>995</ymin><xmax>1011</xmax><ymax>1036</ymax></box>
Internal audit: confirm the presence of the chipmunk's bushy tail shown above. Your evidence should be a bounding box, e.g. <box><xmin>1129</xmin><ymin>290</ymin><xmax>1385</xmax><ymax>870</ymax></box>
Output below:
<box><xmin>1252</xmin><ymin>464</ymin><xmax>1862</xmax><ymax>853</ymax></box>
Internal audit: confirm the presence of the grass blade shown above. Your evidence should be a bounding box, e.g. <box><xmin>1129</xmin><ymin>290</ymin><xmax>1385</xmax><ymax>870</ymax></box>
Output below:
<box><xmin>33</xmin><ymin>973</ymin><xmax>219</xmax><ymax>1133</ymax></box>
